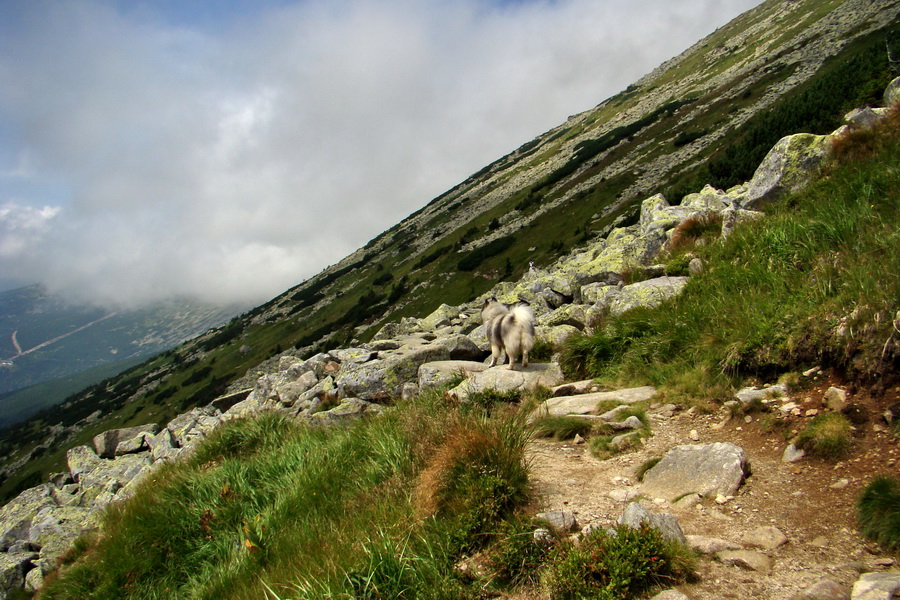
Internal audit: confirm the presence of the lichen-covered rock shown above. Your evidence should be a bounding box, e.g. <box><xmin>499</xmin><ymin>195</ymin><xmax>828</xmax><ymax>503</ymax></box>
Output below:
<box><xmin>0</xmin><ymin>485</ymin><xmax>56</xmax><ymax>548</ymax></box>
<box><xmin>639</xmin><ymin>193</ymin><xmax>695</xmax><ymax>234</ymax></box>
<box><xmin>450</xmin><ymin>363</ymin><xmax>564</xmax><ymax>400</ymax></box>
<box><xmin>744</xmin><ymin>133</ymin><xmax>831</xmax><ymax>207</ymax></box>
<box><xmin>536</xmin><ymin>324</ymin><xmax>580</xmax><ymax>347</ymax></box>
<box><xmin>432</xmin><ymin>334</ymin><xmax>485</xmax><ymax>361</ymax></box>
<box><xmin>885</xmin><ymin>75</ymin><xmax>900</xmax><ymax>106</ymax></box>
<box><xmin>418</xmin><ymin>360</ymin><xmax>488</xmax><ymax>391</ymax></box>
<box><xmin>0</xmin><ymin>552</ymin><xmax>34</xmax><ymax>600</ymax></box>
<box><xmin>166</xmin><ymin>406</ymin><xmax>222</xmax><ymax>449</ymax></box>
<box><xmin>336</xmin><ymin>338</ymin><xmax>451</xmax><ymax>401</ymax></box>
<box><xmin>538</xmin><ymin>304</ymin><xmax>588</xmax><ymax>329</ymax></box>
<box><xmin>681</xmin><ymin>184</ymin><xmax>731</xmax><ymax>212</ymax></box>
<box><xmin>606</xmin><ymin>276</ymin><xmax>688</xmax><ymax>317</ymax></box>
<box><xmin>28</xmin><ymin>505</ymin><xmax>99</xmax><ymax>558</ymax></box>
<box><xmin>419</xmin><ymin>304</ymin><xmax>461</xmax><ymax>331</ymax></box>
<box><xmin>307</xmin><ymin>398</ymin><xmax>384</xmax><ymax>425</ymax></box>
<box><xmin>92</xmin><ymin>423</ymin><xmax>160</xmax><ymax>459</ymax></box>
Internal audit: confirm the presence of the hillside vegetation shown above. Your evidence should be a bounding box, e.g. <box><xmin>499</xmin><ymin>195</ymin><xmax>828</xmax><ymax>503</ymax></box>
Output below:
<box><xmin>34</xmin><ymin>78</ymin><xmax>900</xmax><ymax>600</ymax></box>
<box><xmin>0</xmin><ymin>0</ymin><xmax>898</xmax><ymax>527</ymax></box>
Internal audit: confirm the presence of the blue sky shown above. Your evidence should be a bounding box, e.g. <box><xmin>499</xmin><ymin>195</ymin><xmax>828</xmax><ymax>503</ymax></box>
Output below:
<box><xmin>0</xmin><ymin>0</ymin><xmax>761</xmax><ymax>308</ymax></box>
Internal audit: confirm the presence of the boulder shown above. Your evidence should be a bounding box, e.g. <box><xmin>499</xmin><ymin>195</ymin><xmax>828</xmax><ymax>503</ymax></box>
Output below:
<box><xmin>744</xmin><ymin>133</ymin><xmax>831</xmax><ymax>207</ymax></box>
<box><xmin>536</xmin><ymin>324</ymin><xmax>581</xmax><ymax>347</ymax></box>
<box><xmin>535</xmin><ymin>387</ymin><xmax>657</xmax><ymax>418</ymax></box>
<box><xmin>606</xmin><ymin>276</ymin><xmax>688</xmax><ymax>317</ymax></box>
<box><xmin>535</xmin><ymin>510</ymin><xmax>579</xmax><ymax>534</ymax></box>
<box><xmin>450</xmin><ymin>363</ymin><xmax>564</xmax><ymax>401</ymax></box>
<box><xmin>617</xmin><ymin>502</ymin><xmax>687</xmax><ymax>544</ymax></box>
<box><xmin>336</xmin><ymin>338</ymin><xmax>451</xmax><ymax>400</ymax></box>
<box><xmin>307</xmin><ymin>398</ymin><xmax>384</xmax><ymax>426</ymax></box>
<box><xmin>680</xmin><ymin>184</ymin><xmax>730</xmax><ymax>212</ymax></box>
<box><xmin>0</xmin><ymin>552</ymin><xmax>34</xmax><ymax>600</ymax></box>
<box><xmin>92</xmin><ymin>423</ymin><xmax>160</xmax><ymax>459</ymax></box>
<box><xmin>639</xmin><ymin>193</ymin><xmax>696</xmax><ymax>235</ymax></box>
<box><xmin>419</xmin><ymin>304</ymin><xmax>461</xmax><ymax>331</ymax></box>
<box><xmin>850</xmin><ymin>572</ymin><xmax>900</xmax><ymax>600</ymax></box>
<box><xmin>741</xmin><ymin>526</ymin><xmax>788</xmax><ymax>550</ymax></box>
<box><xmin>538</xmin><ymin>304</ymin><xmax>589</xmax><ymax>329</ymax></box>
<box><xmin>640</xmin><ymin>442</ymin><xmax>749</xmax><ymax>502</ymax></box>
<box><xmin>432</xmin><ymin>334</ymin><xmax>485</xmax><ymax>361</ymax></box>
<box><xmin>0</xmin><ymin>485</ymin><xmax>56</xmax><ymax>548</ymax></box>
<box><xmin>418</xmin><ymin>360</ymin><xmax>488</xmax><ymax>391</ymax></box>
<box><xmin>885</xmin><ymin>75</ymin><xmax>900</xmax><ymax>106</ymax></box>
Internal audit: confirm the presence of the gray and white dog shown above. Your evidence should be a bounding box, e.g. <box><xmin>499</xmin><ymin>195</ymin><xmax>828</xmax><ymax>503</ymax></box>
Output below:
<box><xmin>481</xmin><ymin>297</ymin><xmax>535</xmax><ymax>370</ymax></box>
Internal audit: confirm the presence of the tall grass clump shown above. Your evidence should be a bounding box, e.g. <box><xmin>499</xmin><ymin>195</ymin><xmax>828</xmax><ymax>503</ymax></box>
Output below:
<box><xmin>857</xmin><ymin>476</ymin><xmax>900</xmax><ymax>551</ymax></box>
<box><xmin>39</xmin><ymin>388</ymin><xmax>531</xmax><ymax>600</ymax></box>
<box><xmin>561</xmin><ymin>111</ymin><xmax>900</xmax><ymax>393</ymax></box>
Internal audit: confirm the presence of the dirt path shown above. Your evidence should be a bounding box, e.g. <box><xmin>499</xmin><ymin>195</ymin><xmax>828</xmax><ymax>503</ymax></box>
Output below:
<box><xmin>525</xmin><ymin>390</ymin><xmax>900</xmax><ymax>600</ymax></box>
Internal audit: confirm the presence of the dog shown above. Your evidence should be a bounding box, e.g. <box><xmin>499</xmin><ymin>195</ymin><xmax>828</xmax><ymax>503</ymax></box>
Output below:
<box><xmin>481</xmin><ymin>297</ymin><xmax>535</xmax><ymax>370</ymax></box>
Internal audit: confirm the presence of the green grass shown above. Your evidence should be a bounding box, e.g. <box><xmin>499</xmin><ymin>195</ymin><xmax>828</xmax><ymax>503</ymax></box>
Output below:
<box><xmin>857</xmin><ymin>476</ymin><xmax>900</xmax><ymax>552</ymax></box>
<box><xmin>560</xmin><ymin>113</ymin><xmax>900</xmax><ymax>398</ymax></box>
<box><xmin>794</xmin><ymin>413</ymin><xmax>855</xmax><ymax>461</ymax></box>
<box><xmin>530</xmin><ymin>415</ymin><xmax>595</xmax><ymax>441</ymax></box>
<box><xmin>39</xmin><ymin>389</ymin><xmax>530</xmax><ymax>600</ymax></box>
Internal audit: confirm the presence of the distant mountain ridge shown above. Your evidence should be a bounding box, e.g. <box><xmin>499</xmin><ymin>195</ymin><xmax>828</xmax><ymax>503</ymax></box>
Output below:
<box><xmin>0</xmin><ymin>284</ymin><xmax>241</xmax><ymax>425</ymax></box>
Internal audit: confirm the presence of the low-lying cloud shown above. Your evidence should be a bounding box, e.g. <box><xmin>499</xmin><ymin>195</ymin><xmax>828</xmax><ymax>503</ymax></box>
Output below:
<box><xmin>0</xmin><ymin>0</ymin><xmax>760</xmax><ymax>309</ymax></box>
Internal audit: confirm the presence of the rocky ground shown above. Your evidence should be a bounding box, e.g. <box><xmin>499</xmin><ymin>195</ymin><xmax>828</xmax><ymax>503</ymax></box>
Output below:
<box><xmin>520</xmin><ymin>374</ymin><xmax>900</xmax><ymax>600</ymax></box>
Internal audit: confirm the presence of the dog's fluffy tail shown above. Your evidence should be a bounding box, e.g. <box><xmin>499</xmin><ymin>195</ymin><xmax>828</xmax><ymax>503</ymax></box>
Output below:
<box><xmin>508</xmin><ymin>304</ymin><xmax>535</xmax><ymax>365</ymax></box>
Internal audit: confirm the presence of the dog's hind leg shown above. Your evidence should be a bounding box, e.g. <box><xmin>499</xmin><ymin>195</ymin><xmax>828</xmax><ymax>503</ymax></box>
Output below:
<box><xmin>488</xmin><ymin>343</ymin><xmax>502</xmax><ymax>367</ymax></box>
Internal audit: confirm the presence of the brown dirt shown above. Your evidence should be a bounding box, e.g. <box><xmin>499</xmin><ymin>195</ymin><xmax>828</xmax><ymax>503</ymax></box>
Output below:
<box><xmin>519</xmin><ymin>375</ymin><xmax>900</xmax><ymax>600</ymax></box>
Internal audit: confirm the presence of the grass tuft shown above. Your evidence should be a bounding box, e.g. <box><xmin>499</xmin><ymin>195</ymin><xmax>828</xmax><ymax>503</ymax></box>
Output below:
<box><xmin>857</xmin><ymin>476</ymin><xmax>900</xmax><ymax>551</ymax></box>
<box><xmin>794</xmin><ymin>412</ymin><xmax>854</xmax><ymax>460</ymax></box>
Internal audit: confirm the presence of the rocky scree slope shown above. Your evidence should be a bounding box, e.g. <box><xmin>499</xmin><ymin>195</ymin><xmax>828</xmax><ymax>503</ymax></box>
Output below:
<box><xmin>2</xmin><ymin>74</ymin><xmax>899</xmax><ymax>600</ymax></box>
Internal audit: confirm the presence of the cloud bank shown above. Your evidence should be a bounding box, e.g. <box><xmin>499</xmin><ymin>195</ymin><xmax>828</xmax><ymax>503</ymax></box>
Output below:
<box><xmin>0</xmin><ymin>0</ymin><xmax>760</xmax><ymax>309</ymax></box>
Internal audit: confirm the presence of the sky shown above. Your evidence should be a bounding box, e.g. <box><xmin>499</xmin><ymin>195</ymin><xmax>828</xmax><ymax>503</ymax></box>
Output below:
<box><xmin>0</xmin><ymin>0</ymin><xmax>761</xmax><ymax>309</ymax></box>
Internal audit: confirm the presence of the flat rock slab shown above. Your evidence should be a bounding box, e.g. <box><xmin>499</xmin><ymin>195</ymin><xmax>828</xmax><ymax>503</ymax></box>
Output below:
<box><xmin>418</xmin><ymin>360</ymin><xmax>488</xmax><ymax>391</ymax></box>
<box><xmin>716</xmin><ymin>549</ymin><xmax>772</xmax><ymax>573</ymax></box>
<box><xmin>535</xmin><ymin>386</ymin><xmax>657</xmax><ymax>418</ymax></box>
<box><xmin>450</xmin><ymin>363</ymin><xmax>564</xmax><ymax>400</ymax></box>
<box><xmin>851</xmin><ymin>572</ymin><xmax>900</xmax><ymax>600</ymax></box>
<box><xmin>640</xmin><ymin>442</ymin><xmax>749</xmax><ymax>502</ymax></box>
<box><xmin>792</xmin><ymin>578</ymin><xmax>850</xmax><ymax>600</ymax></box>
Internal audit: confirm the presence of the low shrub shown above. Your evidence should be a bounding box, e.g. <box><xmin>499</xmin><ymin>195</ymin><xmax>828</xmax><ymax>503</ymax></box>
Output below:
<box><xmin>540</xmin><ymin>524</ymin><xmax>695</xmax><ymax>600</ymax></box>
<box><xmin>487</xmin><ymin>515</ymin><xmax>554</xmax><ymax>587</ymax></box>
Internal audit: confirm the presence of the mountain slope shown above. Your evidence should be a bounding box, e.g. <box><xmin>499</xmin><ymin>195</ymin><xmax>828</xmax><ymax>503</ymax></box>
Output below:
<box><xmin>0</xmin><ymin>0</ymin><xmax>898</xmax><ymax>502</ymax></box>
<box><xmin>0</xmin><ymin>284</ymin><xmax>242</xmax><ymax>426</ymax></box>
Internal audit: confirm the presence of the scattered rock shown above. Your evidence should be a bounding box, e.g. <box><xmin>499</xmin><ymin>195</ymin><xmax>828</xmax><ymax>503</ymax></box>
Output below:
<box><xmin>741</xmin><ymin>526</ymin><xmax>788</xmax><ymax>550</ymax></box>
<box><xmin>618</xmin><ymin>502</ymin><xmax>687</xmax><ymax>544</ymax></box>
<box><xmin>716</xmin><ymin>549</ymin><xmax>773</xmax><ymax>573</ymax></box>
<box><xmin>791</xmin><ymin>578</ymin><xmax>849</xmax><ymax>600</ymax></box>
<box><xmin>850</xmin><ymin>572</ymin><xmax>900</xmax><ymax>600</ymax></box>
<box><xmin>536</xmin><ymin>511</ymin><xmax>579</xmax><ymax>534</ymax></box>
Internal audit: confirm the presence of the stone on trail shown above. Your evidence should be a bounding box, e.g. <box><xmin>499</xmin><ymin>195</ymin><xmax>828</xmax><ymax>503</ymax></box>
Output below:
<box><xmin>639</xmin><ymin>442</ymin><xmax>749</xmax><ymax>502</ymax></box>
<box><xmin>617</xmin><ymin>502</ymin><xmax>687</xmax><ymax>544</ymax></box>
<box><xmin>850</xmin><ymin>572</ymin><xmax>900</xmax><ymax>600</ymax></box>
<box><xmin>449</xmin><ymin>363</ymin><xmax>564</xmax><ymax>400</ymax></box>
<box><xmin>716</xmin><ymin>549</ymin><xmax>772</xmax><ymax>573</ymax></box>
<box><xmin>534</xmin><ymin>386</ymin><xmax>657</xmax><ymax>418</ymax></box>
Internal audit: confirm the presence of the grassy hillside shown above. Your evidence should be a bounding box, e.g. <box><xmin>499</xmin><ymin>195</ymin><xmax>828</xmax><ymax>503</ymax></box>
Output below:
<box><xmin>1</xmin><ymin>0</ymin><xmax>898</xmax><ymax>503</ymax></box>
<box><xmin>37</xmin><ymin>113</ymin><xmax>900</xmax><ymax>600</ymax></box>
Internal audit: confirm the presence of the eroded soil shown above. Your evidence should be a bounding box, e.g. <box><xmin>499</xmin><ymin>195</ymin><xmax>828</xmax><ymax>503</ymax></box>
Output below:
<box><xmin>522</xmin><ymin>376</ymin><xmax>900</xmax><ymax>599</ymax></box>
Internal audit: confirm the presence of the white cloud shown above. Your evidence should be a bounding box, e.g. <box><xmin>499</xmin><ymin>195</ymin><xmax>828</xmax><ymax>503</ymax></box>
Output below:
<box><xmin>0</xmin><ymin>0</ymin><xmax>761</xmax><ymax>308</ymax></box>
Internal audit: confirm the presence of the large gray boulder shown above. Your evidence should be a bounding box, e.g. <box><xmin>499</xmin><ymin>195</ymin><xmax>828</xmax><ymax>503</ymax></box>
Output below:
<box><xmin>336</xmin><ymin>336</ymin><xmax>451</xmax><ymax>400</ymax></box>
<box><xmin>604</xmin><ymin>276</ymin><xmax>688</xmax><ymax>317</ymax></box>
<box><xmin>884</xmin><ymin>75</ymin><xmax>900</xmax><ymax>106</ymax></box>
<box><xmin>418</xmin><ymin>360</ymin><xmax>488</xmax><ymax>391</ymax></box>
<box><xmin>744</xmin><ymin>133</ymin><xmax>831</xmax><ymax>207</ymax></box>
<box><xmin>0</xmin><ymin>485</ymin><xmax>56</xmax><ymax>548</ymax></box>
<box><xmin>1</xmin><ymin>552</ymin><xmax>35</xmax><ymax>600</ymax></box>
<box><xmin>92</xmin><ymin>423</ymin><xmax>160</xmax><ymax>459</ymax></box>
<box><xmin>640</xmin><ymin>442</ymin><xmax>750</xmax><ymax>502</ymax></box>
<box><xmin>449</xmin><ymin>363</ymin><xmax>564</xmax><ymax>400</ymax></box>
<box><xmin>534</xmin><ymin>386</ymin><xmax>657</xmax><ymax>418</ymax></box>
